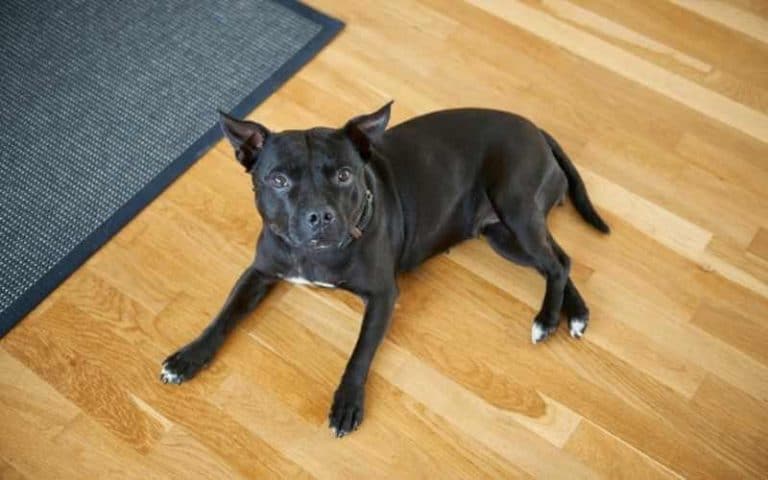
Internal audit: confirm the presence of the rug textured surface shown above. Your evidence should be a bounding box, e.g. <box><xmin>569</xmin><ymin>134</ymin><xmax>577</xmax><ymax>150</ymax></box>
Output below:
<box><xmin>0</xmin><ymin>0</ymin><xmax>343</xmax><ymax>335</ymax></box>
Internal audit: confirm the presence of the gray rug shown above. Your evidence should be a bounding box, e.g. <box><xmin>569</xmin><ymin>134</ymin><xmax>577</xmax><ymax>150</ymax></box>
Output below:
<box><xmin>0</xmin><ymin>0</ymin><xmax>343</xmax><ymax>335</ymax></box>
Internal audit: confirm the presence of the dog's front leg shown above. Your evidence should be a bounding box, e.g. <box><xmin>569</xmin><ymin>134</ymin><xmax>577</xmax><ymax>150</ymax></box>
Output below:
<box><xmin>160</xmin><ymin>266</ymin><xmax>276</xmax><ymax>384</ymax></box>
<box><xmin>329</xmin><ymin>285</ymin><xmax>398</xmax><ymax>437</ymax></box>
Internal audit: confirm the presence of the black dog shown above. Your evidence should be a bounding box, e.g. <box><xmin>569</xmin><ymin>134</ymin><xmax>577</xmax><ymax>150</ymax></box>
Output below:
<box><xmin>160</xmin><ymin>102</ymin><xmax>609</xmax><ymax>437</ymax></box>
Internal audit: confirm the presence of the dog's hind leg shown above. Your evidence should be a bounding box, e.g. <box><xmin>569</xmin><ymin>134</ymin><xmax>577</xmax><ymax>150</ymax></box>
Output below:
<box><xmin>482</xmin><ymin>216</ymin><xmax>570</xmax><ymax>343</ymax></box>
<box><xmin>548</xmin><ymin>234</ymin><xmax>589</xmax><ymax>338</ymax></box>
<box><xmin>484</xmin><ymin>222</ymin><xmax>588</xmax><ymax>340</ymax></box>
<box><xmin>483</xmin><ymin>222</ymin><xmax>535</xmax><ymax>267</ymax></box>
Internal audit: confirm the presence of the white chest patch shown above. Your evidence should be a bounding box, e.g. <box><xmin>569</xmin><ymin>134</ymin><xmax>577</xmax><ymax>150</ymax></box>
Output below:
<box><xmin>284</xmin><ymin>276</ymin><xmax>336</xmax><ymax>289</ymax></box>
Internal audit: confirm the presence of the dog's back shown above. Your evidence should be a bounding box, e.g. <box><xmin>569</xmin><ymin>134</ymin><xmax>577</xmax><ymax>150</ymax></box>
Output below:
<box><xmin>376</xmin><ymin>108</ymin><xmax>563</xmax><ymax>269</ymax></box>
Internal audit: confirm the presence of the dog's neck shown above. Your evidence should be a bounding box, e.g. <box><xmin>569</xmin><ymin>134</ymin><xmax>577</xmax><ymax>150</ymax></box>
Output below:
<box><xmin>339</xmin><ymin>176</ymin><xmax>375</xmax><ymax>248</ymax></box>
<box><xmin>350</xmin><ymin>189</ymin><xmax>374</xmax><ymax>239</ymax></box>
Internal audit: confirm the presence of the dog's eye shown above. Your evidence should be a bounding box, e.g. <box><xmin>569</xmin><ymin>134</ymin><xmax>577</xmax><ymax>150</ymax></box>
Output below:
<box><xmin>268</xmin><ymin>173</ymin><xmax>289</xmax><ymax>189</ymax></box>
<box><xmin>336</xmin><ymin>167</ymin><xmax>352</xmax><ymax>184</ymax></box>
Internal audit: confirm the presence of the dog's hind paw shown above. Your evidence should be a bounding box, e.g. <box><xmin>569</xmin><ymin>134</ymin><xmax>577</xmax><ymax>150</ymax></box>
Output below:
<box><xmin>568</xmin><ymin>315</ymin><xmax>588</xmax><ymax>339</ymax></box>
<box><xmin>531</xmin><ymin>321</ymin><xmax>557</xmax><ymax>344</ymax></box>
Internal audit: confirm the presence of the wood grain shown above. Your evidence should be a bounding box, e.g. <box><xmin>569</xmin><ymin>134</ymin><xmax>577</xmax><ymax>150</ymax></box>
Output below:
<box><xmin>670</xmin><ymin>0</ymin><xmax>768</xmax><ymax>45</ymax></box>
<box><xmin>2</xmin><ymin>0</ymin><xmax>766</xmax><ymax>478</ymax></box>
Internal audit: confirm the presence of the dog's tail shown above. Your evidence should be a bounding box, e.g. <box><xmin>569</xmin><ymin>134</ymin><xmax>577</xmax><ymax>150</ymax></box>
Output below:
<box><xmin>541</xmin><ymin>129</ymin><xmax>610</xmax><ymax>234</ymax></box>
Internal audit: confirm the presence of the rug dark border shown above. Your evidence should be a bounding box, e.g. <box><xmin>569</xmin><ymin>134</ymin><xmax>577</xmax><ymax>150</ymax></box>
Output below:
<box><xmin>0</xmin><ymin>1</ymin><xmax>344</xmax><ymax>337</ymax></box>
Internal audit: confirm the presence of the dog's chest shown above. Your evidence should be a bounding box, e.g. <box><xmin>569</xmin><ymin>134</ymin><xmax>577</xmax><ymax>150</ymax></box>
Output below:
<box><xmin>282</xmin><ymin>276</ymin><xmax>336</xmax><ymax>289</ymax></box>
<box><xmin>279</xmin><ymin>262</ymin><xmax>339</xmax><ymax>289</ymax></box>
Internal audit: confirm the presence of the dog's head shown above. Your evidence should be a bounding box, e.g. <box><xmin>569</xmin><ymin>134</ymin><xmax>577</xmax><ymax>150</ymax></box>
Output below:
<box><xmin>219</xmin><ymin>102</ymin><xmax>392</xmax><ymax>251</ymax></box>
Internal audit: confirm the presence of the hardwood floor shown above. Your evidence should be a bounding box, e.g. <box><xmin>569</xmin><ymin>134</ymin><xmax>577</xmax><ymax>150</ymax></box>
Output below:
<box><xmin>2</xmin><ymin>0</ymin><xmax>767</xmax><ymax>478</ymax></box>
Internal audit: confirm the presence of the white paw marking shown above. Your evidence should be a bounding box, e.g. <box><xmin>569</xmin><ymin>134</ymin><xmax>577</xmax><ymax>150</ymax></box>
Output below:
<box><xmin>569</xmin><ymin>317</ymin><xmax>587</xmax><ymax>338</ymax></box>
<box><xmin>160</xmin><ymin>364</ymin><xmax>182</xmax><ymax>384</ymax></box>
<box><xmin>531</xmin><ymin>323</ymin><xmax>548</xmax><ymax>344</ymax></box>
<box><xmin>284</xmin><ymin>276</ymin><xmax>336</xmax><ymax>289</ymax></box>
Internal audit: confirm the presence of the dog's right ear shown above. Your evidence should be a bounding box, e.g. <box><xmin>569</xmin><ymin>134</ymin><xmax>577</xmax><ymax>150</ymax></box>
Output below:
<box><xmin>218</xmin><ymin>111</ymin><xmax>270</xmax><ymax>172</ymax></box>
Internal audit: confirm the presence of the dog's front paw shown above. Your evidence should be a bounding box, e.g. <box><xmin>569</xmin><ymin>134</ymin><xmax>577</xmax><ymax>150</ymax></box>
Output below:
<box><xmin>329</xmin><ymin>383</ymin><xmax>365</xmax><ymax>438</ymax></box>
<box><xmin>159</xmin><ymin>342</ymin><xmax>212</xmax><ymax>385</ymax></box>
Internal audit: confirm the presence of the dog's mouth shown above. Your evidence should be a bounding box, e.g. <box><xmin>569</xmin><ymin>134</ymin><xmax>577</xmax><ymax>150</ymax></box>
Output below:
<box><xmin>304</xmin><ymin>229</ymin><xmax>355</xmax><ymax>251</ymax></box>
<box><xmin>308</xmin><ymin>238</ymin><xmax>338</xmax><ymax>250</ymax></box>
<box><xmin>271</xmin><ymin>223</ymin><xmax>346</xmax><ymax>251</ymax></box>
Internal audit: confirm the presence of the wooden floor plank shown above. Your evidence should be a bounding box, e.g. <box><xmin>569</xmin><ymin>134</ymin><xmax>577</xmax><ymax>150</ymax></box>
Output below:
<box><xmin>2</xmin><ymin>0</ymin><xmax>767</xmax><ymax>477</ymax></box>
<box><xmin>563</xmin><ymin>421</ymin><xmax>681</xmax><ymax>480</ymax></box>
<box><xmin>669</xmin><ymin>0</ymin><xmax>768</xmax><ymax>45</ymax></box>
<box><xmin>464</xmin><ymin>0</ymin><xmax>768</xmax><ymax>143</ymax></box>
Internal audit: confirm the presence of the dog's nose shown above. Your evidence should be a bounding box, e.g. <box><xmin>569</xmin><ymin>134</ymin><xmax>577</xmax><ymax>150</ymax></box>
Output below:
<box><xmin>306</xmin><ymin>207</ymin><xmax>335</xmax><ymax>229</ymax></box>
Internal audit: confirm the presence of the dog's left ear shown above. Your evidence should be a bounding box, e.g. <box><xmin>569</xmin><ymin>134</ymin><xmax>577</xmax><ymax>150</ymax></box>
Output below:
<box><xmin>344</xmin><ymin>101</ymin><xmax>393</xmax><ymax>160</ymax></box>
<box><xmin>219</xmin><ymin>111</ymin><xmax>270</xmax><ymax>172</ymax></box>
